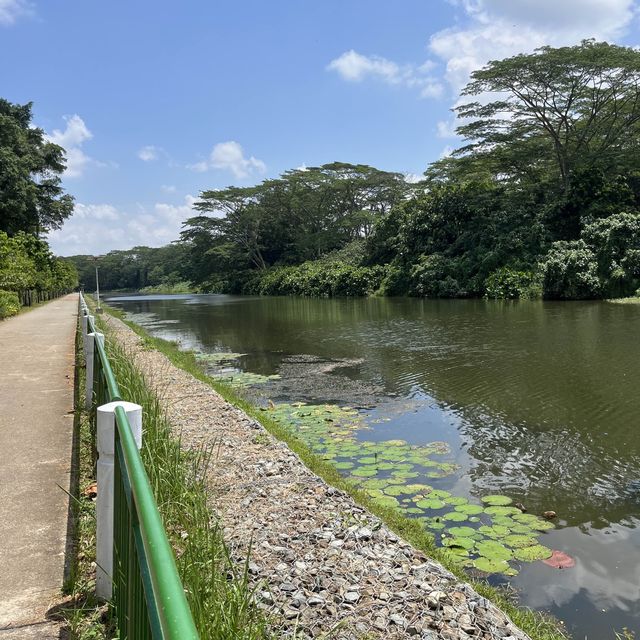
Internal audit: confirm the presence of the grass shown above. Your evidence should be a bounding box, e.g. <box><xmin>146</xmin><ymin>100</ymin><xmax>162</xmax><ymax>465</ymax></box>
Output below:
<box><xmin>91</xmin><ymin>306</ymin><xmax>271</xmax><ymax>639</ymax></box>
<box><xmin>53</xmin><ymin>312</ymin><xmax>113</xmax><ymax>639</ymax></box>
<box><xmin>96</xmin><ymin>298</ymin><xmax>569</xmax><ymax>640</ymax></box>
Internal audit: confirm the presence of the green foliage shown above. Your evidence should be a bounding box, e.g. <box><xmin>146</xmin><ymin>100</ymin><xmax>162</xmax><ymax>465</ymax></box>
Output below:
<box><xmin>244</xmin><ymin>261</ymin><xmax>387</xmax><ymax>297</ymax></box>
<box><xmin>0</xmin><ymin>290</ymin><xmax>20</xmax><ymax>318</ymax></box>
<box><xmin>0</xmin><ymin>231</ymin><xmax>78</xmax><ymax>297</ymax></box>
<box><xmin>582</xmin><ymin>212</ymin><xmax>640</xmax><ymax>297</ymax></box>
<box><xmin>540</xmin><ymin>241</ymin><xmax>601</xmax><ymax>299</ymax></box>
<box><xmin>0</xmin><ymin>99</ymin><xmax>74</xmax><ymax>235</ymax></box>
<box><xmin>68</xmin><ymin>43</ymin><xmax>640</xmax><ymax>302</ymax></box>
<box><xmin>484</xmin><ymin>267</ymin><xmax>541</xmax><ymax>300</ymax></box>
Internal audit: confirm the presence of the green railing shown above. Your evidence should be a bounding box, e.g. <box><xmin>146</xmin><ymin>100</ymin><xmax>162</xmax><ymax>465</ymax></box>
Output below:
<box><xmin>80</xmin><ymin>293</ymin><xmax>199</xmax><ymax>640</ymax></box>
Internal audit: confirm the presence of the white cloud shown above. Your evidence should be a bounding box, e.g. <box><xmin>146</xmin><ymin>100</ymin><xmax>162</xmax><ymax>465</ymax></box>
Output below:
<box><xmin>138</xmin><ymin>145</ymin><xmax>159</xmax><ymax>162</ymax></box>
<box><xmin>404</xmin><ymin>173</ymin><xmax>424</xmax><ymax>183</ymax></box>
<box><xmin>161</xmin><ymin>184</ymin><xmax>177</xmax><ymax>193</ymax></box>
<box><xmin>46</xmin><ymin>115</ymin><xmax>94</xmax><ymax>178</ymax></box>
<box><xmin>189</xmin><ymin>141</ymin><xmax>266</xmax><ymax>179</ymax></box>
<box><xmin>431</xmin><ymin>0</ymin><xmax>637</xmax><ymax>95</ymax></box>
<box><xmin>47</xmin><ymin>195</ymin><xmax>197</xmax><ymax>256</ymax></box>
<box><xmin>0</xmin><ymin>0</ymin><xmax>31</xmax><ymax>25</ymax></box>
<box><xmin>327</xmin><ymin>49</ymin><xmax>443</xmax><ymax>98</ymax></box>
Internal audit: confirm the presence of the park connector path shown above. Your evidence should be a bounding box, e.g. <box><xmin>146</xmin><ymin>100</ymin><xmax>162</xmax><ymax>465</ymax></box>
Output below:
<box><xmin>0</xmin><ymin>294</ymin><xmax>77</xmax><ymax>639</ymax></box>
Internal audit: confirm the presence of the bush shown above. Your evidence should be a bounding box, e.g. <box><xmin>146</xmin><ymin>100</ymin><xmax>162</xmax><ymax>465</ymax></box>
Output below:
<box><xmin>0</xmin><ymin>290</ymin><xmax>20</xmax><ymax>319</ymax></box>
<box><xmin>484</xmin><ymin>267</ymin><xmax>542</xmax><ymax>299</ymax></box>
<box><xmin>243</xmin><ymin>261</ymin><xmax>387</xmax><ymax>297</ymax></box>
<box><xmin>409</xmin><ymin>254</ymin><xmax>464</xmax><ymax>298</ymax></box>
<box><xmin>539</xmin><ymin>240</ymin><xmax>601</xmax><ymax>299</ymax></box>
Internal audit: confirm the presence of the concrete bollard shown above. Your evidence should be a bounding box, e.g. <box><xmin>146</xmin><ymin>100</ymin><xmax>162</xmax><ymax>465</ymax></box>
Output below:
<box><xmin>85</xmin><ymin>332</ymin><xmax>104</xmax><ymax>410</ymax></box>
<box><xmin>96</xmin><ymin>401</ymin><xmax>143</xmax><ymax>600</ymax></box>
<box><xmin>82</xmin><ymin>314</ymin><xmax>94</xmax><ymax>364</ymax></box>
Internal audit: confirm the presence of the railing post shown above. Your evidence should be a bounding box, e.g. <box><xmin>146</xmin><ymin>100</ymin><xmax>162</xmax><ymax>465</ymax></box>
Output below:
<box><xmin>96</xmin><ymin>401</ymin><xmax>143</xmax><ymax>600</ymax></box>
<box><xmin>86</xmin><ymin>331</ymin><xmax>104</xmax><ymax>410</ymax></box>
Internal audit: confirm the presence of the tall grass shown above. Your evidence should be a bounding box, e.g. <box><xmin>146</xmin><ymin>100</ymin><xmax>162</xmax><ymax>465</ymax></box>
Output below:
<box><xmin>96</xmin><ymin>323</ymin><xmax>271</xmax><ymax>639</ymax></box>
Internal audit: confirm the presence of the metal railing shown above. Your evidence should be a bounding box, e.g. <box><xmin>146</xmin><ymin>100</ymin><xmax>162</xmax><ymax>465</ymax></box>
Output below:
<box><xmin>79</xmin><ymin>293</ymin><xmax>199</xmax><ymax>640</ymax></box>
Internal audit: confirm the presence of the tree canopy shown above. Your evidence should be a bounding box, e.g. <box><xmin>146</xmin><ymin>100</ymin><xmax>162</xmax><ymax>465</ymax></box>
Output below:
<box><xmin>0</xmin><ymin>99</ymin><xmax>74</xmax><ymax>236</ymax></box>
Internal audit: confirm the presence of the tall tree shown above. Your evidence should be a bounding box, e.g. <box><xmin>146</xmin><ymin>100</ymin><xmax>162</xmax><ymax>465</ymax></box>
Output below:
<box><xmin>453</xmin><ymin>41</ymin><xmax>640</xmax><ymax>191</ymax></box>
<box><xmin>0</xmin><ymin>99</ymin><xmax>74</xmax><ymax>235</ymax></box>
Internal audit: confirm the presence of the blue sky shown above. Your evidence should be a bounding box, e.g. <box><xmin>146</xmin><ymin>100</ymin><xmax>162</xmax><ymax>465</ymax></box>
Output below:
<box><xmin>1</xmin><ymin>0</ymin><xmax>639</xmax><ymax>255</ymax></box>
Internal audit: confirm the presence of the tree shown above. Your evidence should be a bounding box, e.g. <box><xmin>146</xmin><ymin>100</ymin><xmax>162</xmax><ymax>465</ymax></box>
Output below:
<box><xmin>0</xmin><ymin>99</ymin><xmax>74</xmax><ymax>235</ymax></box>
<box><xmin>456</xmin><ymin>41</ymin><xmax>640</xmax><ymax>188</ymax></box>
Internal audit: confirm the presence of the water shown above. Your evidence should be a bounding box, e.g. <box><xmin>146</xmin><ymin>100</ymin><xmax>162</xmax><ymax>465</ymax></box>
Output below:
<box><xmin>107</xmin><ymin>293</ymin><xmax>640</xmax><ymax>638</ymax></box>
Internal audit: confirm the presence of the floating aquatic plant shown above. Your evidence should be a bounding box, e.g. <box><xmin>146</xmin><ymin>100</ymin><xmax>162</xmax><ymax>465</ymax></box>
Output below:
<box><xmin>261</xmin><ymin>400</ymin><xmax>558</xmax><ymax>577</ymax></box>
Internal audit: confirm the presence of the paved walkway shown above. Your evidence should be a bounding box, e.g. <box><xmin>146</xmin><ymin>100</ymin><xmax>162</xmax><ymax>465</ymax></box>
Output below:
<box><xmin>0</xmin><ymin>294</ymin><xmax>77</xmax><ymax>638</ymax></box>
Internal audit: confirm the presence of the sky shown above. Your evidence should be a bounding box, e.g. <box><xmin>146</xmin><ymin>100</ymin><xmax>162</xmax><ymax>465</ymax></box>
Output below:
<box><xmin>1</xmin><ymin>0</ymin><xmax>639</xmax><ymax>256</ymax></box>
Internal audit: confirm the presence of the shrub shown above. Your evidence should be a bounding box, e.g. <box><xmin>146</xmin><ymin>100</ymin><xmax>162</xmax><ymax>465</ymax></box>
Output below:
<box><xmin>484</xmin><ymin>267</ymin><xmax>542</xmax><ymax>299</ymax></box>
<box><xmin>243</xmin><ymin>261</ymin><xmax>387</xmax><ymax>297</ymax></box>
<box><xmin>0</xmin><ymin>290</ymin><xmax>20</xmax><ymax>319</ymax></box>
<box><xmin>409</xmin><ymin>254</ymin><xmax>464</xmax><ymax>298</ymax></box>
<box><xmin>539</xmin><ymin>241</ymin><xmax>601</xmax><ymax>299</ymax></box>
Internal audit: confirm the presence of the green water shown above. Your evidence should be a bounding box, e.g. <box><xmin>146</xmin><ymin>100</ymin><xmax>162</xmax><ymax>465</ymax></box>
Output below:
<box><xmin>107</xmin><ymin>293</ymin><xmax>640</xmax><ymax>639</ymax></box>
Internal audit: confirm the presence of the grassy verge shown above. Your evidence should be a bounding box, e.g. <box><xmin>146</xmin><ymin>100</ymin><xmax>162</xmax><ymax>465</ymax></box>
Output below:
<box><xmin>91</xmin><ymin>308</ymin><xmax>271</xmax><ymax>639</ymax></box>
<box><xmin>53</xmin><ymin>311</ymin><xmax>113</xmax><ymax>638</ymax></box>
<box><xmin>97</xmin><ymin>299</ymin><xmax>568</xmax><ymax>640</ymax></box>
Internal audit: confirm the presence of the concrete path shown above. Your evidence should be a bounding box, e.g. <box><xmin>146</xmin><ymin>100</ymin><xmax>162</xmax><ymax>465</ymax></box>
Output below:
<box><xmin>0</xmin><ymin>294</ymin><xmax>77</xmax><ymax>638</ymax></box>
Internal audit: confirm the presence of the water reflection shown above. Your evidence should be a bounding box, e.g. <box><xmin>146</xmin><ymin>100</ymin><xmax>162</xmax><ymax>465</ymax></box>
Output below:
<box><xmin>107</xmin><ymin>293</ymin><xmax>640</xmax><ymax>637</ymax></box>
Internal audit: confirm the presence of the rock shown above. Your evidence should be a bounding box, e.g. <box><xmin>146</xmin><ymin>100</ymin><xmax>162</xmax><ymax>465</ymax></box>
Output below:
<box><xmin>344</xmin><ymin>591</ymin><xmax>360</xmax><ymax>603</ymax></box>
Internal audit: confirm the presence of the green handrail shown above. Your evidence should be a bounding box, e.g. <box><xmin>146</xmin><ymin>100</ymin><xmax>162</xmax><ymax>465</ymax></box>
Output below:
<box><xmin>115</xmin><ymin>406</ymin><xmax>199</xmax><ymax>638</ymax></box>
<box><xmin>81</xmin><ymin>293</ymin><xmax>199</xmax><ymax>639</ymax></box>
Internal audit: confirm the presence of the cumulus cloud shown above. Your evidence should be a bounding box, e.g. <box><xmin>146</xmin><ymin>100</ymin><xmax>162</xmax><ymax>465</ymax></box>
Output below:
<box><xmin>46</xmin><ymin>115</ymin><xmax>94</xmax><ymax>178</ymax></box>
<box><xmin>47</xmin><ymin>195</ymin><xmax>198</xmax><ymax>256</ymax></box>
<box><xmin>432</xmin><ymin>0</ymin><xmax>637</xmax><ymax>95</ymax></box>
<box><xmin>188</xmin><ymin>141</ymin><xmax>266</xmax><ymax>179</ymax></box>
<box><xmin>327</xmin><ymin>50</ymin><xmax>443</xmax><ymax>98</ymax></box>
<box><xmin>0</xmin><ymin>0</ymin><xmax>32</xmax><ymax>25</ymax></box>
<box><xmin>138</xmin><ymin>145</ymin><xmax>160</xmax><ymax>161</ymax></box>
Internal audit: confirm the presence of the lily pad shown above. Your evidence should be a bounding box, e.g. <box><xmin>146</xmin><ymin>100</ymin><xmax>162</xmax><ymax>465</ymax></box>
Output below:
<box><xmin>481</xmin><ymin>495</ymin><xmax>513</xmax><ymax>506</ymax></box>
<box><xmin>352</xmin><ymin>466</ymin><xmax>378</xmax><ymax>477</ymax></box>
<box><xmin>448</xmin><ymin>526</ymin><xmax>478</xmax><ymax>538</ymax></box>
<box><xmin>484</xmin><ymin>506</ymin><xmax>522</xmax><ymax>517</ymax></box>
<box><xmin>443</xmin><ymin>536</ymin><xmax>476</xmax><ymax>550</ymax></box>
<box><xmin>333</xmin><ymin>461</ymin><xmax>354</xmax><ymax>470</ymax></box>
<box><xmin>542</xmin><ymin>550</ymin><xmax>575</xmax><ymax>569</ymax></box>
<box><xmin>444</xmin><ymin>496</ymin><xmax>468</xmax><ymax>506</ymax></box>
<box><xmin>455</xmin><ymin>504</ymin><xmax>484</xmax><ymax>515</ymax></box>
<box><xmin>478</xmin><ymin>525</ymin><xmax>510</xmax><ymax>538</ymax></box>
<box><xmin>514</xmin><ymin>545</ymin><xmax>553</xmax><ymax>562</ymax></box>
<box><xmin>442</xmin><ymin>511</ymin><xmax>468</xmax><ymax>522</ymax></box>
<box><xmin>473</xmin><ymin>557</ymin><xmax>511</xmax><ymax>574</ymax></box>
<box><xmin>384</xmin><ymin>485</ymin><xmax>412</xmax><ymax>496</ymax></box>
<box><xmin>416</xmin><ymin>498</ymin><xmax>446</xmax><ymax>510</ymax></box>
<box><xmin>476</xmin><ymin>540</ymin><xmax>513</xmax><ymax>561</ymax></box>
<box><xmin>503</xmin><ymin>534</ymin><xmax>537</xmax><ymax>549</ymax></box>
<box><xmin>373</xmin><ymin>495</ymin><xmax>400</xmax><ymax>509</ymax></box>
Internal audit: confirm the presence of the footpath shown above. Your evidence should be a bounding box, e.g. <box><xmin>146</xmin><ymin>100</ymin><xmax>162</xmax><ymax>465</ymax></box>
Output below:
<box><xmin>0</xmin><ymin>294</ymin><xmax>77</xmax><ymax>639</ymax></box>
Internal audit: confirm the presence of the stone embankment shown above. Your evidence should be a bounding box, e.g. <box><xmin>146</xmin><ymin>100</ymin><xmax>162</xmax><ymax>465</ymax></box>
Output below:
<box><xmin>104</xmin><ymin>314</ymin><xmax>531</xmax><ymax>640</ymax></box>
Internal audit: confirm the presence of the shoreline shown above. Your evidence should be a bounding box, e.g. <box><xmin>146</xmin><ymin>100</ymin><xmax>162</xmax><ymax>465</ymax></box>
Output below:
<box><xmin>99</xmin><ymin>305</ymin><xmax>568</xmax><ymax>640</ymax></box>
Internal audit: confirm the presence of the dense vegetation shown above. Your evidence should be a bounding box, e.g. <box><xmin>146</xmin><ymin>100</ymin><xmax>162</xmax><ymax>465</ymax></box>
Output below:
<box><xmin>0</xmin><ymin>99</ymin><xmax>78</xmax><ymax>318</ymax></box>
<box><xmin>70</xmin><ymin>41</ymin><xmax>640</xmax><ymax>300</ymax></box>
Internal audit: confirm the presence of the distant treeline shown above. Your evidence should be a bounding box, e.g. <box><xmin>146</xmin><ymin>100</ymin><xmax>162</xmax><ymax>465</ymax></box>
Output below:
<box><xmin>70</xmin><ymin>42</ymin><xmax>640</xmax><ymax>300</ymax></box>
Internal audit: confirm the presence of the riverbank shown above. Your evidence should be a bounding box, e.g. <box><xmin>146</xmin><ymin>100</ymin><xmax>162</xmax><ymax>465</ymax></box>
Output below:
<box><xmin>100</xmin><ymin>305</ymin><xmax>567</xmax><ymax>640</ymax></box>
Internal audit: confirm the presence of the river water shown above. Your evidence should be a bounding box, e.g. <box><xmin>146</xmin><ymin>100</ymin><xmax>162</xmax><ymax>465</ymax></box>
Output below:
<box><xmin>107</xmin><ymin>293</ymin><xmax>640</xmax><ymax>639</ymax></box>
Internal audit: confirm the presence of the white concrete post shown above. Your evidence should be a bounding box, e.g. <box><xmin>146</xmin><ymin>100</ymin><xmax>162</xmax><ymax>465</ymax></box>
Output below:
<box><xmin>82</xmin><ymin>314</ymin><xmax>94</xmax><ymax>365</ymax></box>
<box><xmin>85</xmin><ymin>331</ymin><xmax>104</xmax><ymax>410</ymax></box>
<box><xmin>96</xmin><ymin>401</ymin><xmax>143</xmax><ymax>600</ymax></box>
